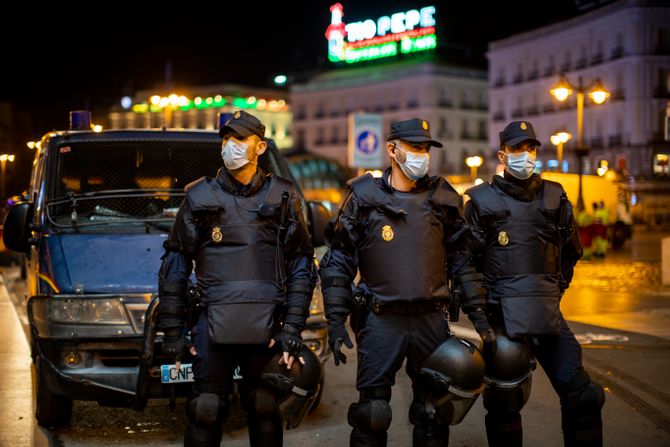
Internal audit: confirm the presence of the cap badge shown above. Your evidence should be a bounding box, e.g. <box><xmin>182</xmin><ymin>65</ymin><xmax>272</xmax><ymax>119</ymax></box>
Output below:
<box><xmin>381</xmin><ymin>225</ymin><xmax>394</xmax><ymax>242</ymax></box>
<box><xmin>422</xmin><ymin>120</ymin><xmax>428</xmax><ymax>130</ymax></box>
<box><xmin>233</xmin><ymin>111</ymin><xmax>241</xmax><ymax>119</ymax></box>
<box><xmin>498</xmin><ymin>231</ymin><xmax>509</xmax><ymax>246</ymax></box>
<box><xmin>211</xmin><ymin>227</ymin><xmax>223</xmax><ymax>243</ymax></box>
<box><xmin>520</xmin><ymin>122</ymin><xmax>527</xmax><ymax>130</ymax></box>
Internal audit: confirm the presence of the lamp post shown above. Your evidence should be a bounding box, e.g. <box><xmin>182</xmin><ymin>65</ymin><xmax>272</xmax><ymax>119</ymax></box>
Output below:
<box><xmin>465</xmin><ymin>155</ymin><xmax>484</xmax><ymax>181</ymax></box>
<box><xmin>550</xmin><ymin>130</ymin><xmax>572</xmax><ymax>171</ymax></box>
<box><xmin>550</xmin><ymin>74</ymin><xmax>610</xmax><ymax>210</ymax></box>
<box><xmin>0</xmin><ymin>154</ymin><xmax>15</xmax><ymax>199</ymax></box>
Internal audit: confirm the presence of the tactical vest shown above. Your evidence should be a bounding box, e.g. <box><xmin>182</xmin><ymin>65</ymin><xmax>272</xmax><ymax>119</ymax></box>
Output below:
<box><xmin>349</xmin><ymin>174</ymin><xmax>460</xmax><ymax>304</ymax></box>
<box><xmin>466</xmin><ymin>179</ymin><xmax>564</xmax><ymax>336</ymax></box>
<box><xmin>185</xmin><ymin>174</ymin><xmax>293</xmax><ymax>306</ymax></box>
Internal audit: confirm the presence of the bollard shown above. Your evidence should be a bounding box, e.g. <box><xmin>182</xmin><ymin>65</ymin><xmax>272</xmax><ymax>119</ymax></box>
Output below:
<box><xmin>663</xmin><ymin>237</ymin><xmax>670</xmax><ymax>285</ymax></box>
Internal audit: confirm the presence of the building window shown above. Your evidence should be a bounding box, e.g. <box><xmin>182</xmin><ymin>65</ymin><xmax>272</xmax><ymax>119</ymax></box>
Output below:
<box><xmin>576</xmin><ymin>46</ymin><xmax>587</xmax><ymax>68</ymax></box>
<box><xmin>545</xmin><ymin>54</ymin><xmax>555</xmax><ymax>76</ymax></box>
<box><xmin>295</xmin><ymin>128</ymin><xmax>305</xmax><ymax>148</ymax></box>
<box><xmin>528</xmin><ymin>59</ymin><xmax>539</xmax><ymax>80</ymax></box>
<box><xmin>495</xmin><ymin>68</ymin><xmax>506</xmax><ymax>87</ymax></box>
<box><xmin>315</xmin><ymin>103</ymin><xmax>325</xmax><ymax>119</ymax></box>
<box><xmin>562</xmin><ymin>50</ymin><xmax>572</xmax><ymax>71</ymax></box>
<box><xmin>592</xmin><ymin>41</ymin><xmax>604</xmax><ymax>65</ymax></box>
<box><xmin>315</xmin><ymin>127</ymin><xmax>324</xmax><ymax>146</ymax></box>
<box><xmin>657</xmin><ymin>27</ymin><xmax>670</xmax><ymax>54</ymax></box>
<box><xmin>612</xmin><ymin>33</ymin><xmax>624</xmax><ymax>59</ymax></box>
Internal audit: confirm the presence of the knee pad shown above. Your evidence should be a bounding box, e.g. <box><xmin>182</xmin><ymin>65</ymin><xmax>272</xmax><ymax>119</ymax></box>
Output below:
<box><xmin>186</xmin><ymin>392</ymin><xmax>229</xmax><ymax>427</ymax></box>
<box><xmin>560</xmin><ymin>369</ymin><xmax>606</xmax><ymax>424</ymax></box>
<box><xmin>348</xmin><ymin>399</ymin><xmax>392</xmax><ymax>434</ymax></box>
<box><xmin>483</xmin><ymin>374</ymin><xmax>532</xmax><ymax>414</ymax></box>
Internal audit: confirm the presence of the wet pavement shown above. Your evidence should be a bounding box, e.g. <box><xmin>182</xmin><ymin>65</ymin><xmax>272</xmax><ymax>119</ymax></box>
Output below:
<box><xmin>1</xmin><ymin>227</ymin><xmax>670</xmax><ymax>445</ymax></box>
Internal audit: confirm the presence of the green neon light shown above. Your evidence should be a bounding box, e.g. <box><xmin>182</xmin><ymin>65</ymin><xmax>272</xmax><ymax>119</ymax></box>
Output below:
<box><xmin>134</xmin><ymin>96</ymin><xmax>268</xmax><ymax>114</ymax></box>
<box><xmin>345</xmin><ymin>42</ymin><xmax>398</xmax><ymax>63</ymax></box>
<box><xmin>400</xmin><ymin>34</ymin><xmax>437</xmax><ymax>54</ymax></box>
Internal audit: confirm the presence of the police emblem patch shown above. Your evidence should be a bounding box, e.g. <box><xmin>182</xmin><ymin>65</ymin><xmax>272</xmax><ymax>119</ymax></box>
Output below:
<box><xmin>381</xmin><ymin>225</ymin><xmax>394</xmax><ymax>242</ymax></box>
<box><xmin>233</xmin><ymin>111</ymin><xmax>241</xmax><ymax>119</ymax></box>
<box><xmin>498</xmin><ymin>231</ymin><xmax>509</xmax><ymax>246</ymax></box>
<box><xmin>422</xmin><ymin>120</ymin><xmax>428</xmax><ymax>130</ymax></box>
<box><xmin>520</xmin><ymin>122</ymin><xmax>527</xmax><ymax>130</ymax></box>
<box><xmin>211</xmin><ymin>227</ymin><xmax>223</xmax><ymax>243</ymax></box>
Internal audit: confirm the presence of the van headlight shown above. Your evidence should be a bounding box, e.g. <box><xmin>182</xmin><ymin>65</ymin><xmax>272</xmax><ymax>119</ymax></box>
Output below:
<box><xmin>49</xmin><ymin>297</ymin><xmax>129</xmax><ymax>324</ymax></box>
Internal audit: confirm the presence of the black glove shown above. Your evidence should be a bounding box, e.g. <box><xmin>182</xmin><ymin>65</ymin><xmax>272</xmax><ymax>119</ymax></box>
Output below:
<box><xmin>271</xmin><ymin>325</ymin><xmax>304</xmax><ymax>358</ymax></box>
<box><xmin>161</xmin><ymin>328</ymin><xmax>190</xmax><ymax>362</ymax></box>
<box><xmin>328</xmin><ymin>321</ymin><xmax>354</xmax><ymax>366</ymax></box>
<box><xmin>468</xmin><ymin>307</ymin><xmax>497</xmax><ymax>356</ymax></box>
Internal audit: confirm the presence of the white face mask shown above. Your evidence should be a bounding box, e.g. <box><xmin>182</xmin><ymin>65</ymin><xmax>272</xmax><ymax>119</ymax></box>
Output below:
<box><xmin>221</xmin><ymin>138</ymin><xmax>250</xmax><ymax>170</ymax></box>
<box><xmin>394</xmin><ymin>145</ymin><xmax>430</xmax><ymax>181</ymax></box>
<box><xmin>504</xmin><ymin>151</ymin><xmax>536</xmax><ymax>179</ymax></box>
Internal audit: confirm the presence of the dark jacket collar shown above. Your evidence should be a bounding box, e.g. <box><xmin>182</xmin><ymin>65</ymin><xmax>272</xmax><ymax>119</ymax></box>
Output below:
<box><xmin>381</xmin><ymin>167</ymin><xmax>435</xmax><ymax>193</ymax></box>
<box><xmin>216</xmin><ymin>167</ymin><xmax>266</xmax><ymax>196</ymax></box>
<box><xmin>492</xmin><ymin>172</ymin><xmax>543</xmax><ymax>201</ymax></box>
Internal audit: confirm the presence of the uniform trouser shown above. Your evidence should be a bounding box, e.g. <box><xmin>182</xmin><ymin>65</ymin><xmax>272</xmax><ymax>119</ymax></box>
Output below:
<box><xmin>189</xmin><ymin>310</ymin><xmax>282</xmax><ymax>447</ymax></box>
<box><xmin>485</xmin><ymin>314</ymin><xmax>604</xmax><ymax>447</ymax></box>
<box><xmin>352</xmin><ymin>309</ymin><xmax>451</xmax><ymax>447</ymax></box>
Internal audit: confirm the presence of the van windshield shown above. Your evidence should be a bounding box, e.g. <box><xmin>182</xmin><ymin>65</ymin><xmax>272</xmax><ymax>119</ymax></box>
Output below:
<box><xmin>46</xmin><ymin>138</ymin><xmax>275</xmax><ymax>228</ymax></box>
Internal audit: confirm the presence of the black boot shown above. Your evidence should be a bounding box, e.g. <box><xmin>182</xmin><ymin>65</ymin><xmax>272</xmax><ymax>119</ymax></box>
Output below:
<box><xmin>413</xmin><ymin>426</ymin><xmax>449</xmax><ymax>447</ymax></box>
<box><xmin>485</xmin><ymin>411</ymin><xmax>522</xmax><ymax>447</ymax></box>
<box><xmin>350</xmin><ymin>428</ymin><xmax>388</xmax><ymax>447</ymax></box>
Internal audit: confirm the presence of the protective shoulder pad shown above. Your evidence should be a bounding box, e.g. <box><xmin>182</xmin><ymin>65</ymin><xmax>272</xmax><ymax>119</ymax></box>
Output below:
<box><xmin>465</xmin><ymin>182</ymin><xmax>509</xmax><ymax>217</ymax></box>
<box><xmin>185</xmin><ymin>177</ymin><xmax>225</xmax><ymax>212</ymax></box>
<box><xmin>429</xmin><ymin>177</ymin><xmax>462</xmax><ymax>210</ymax></box>
<box><xmin>264</xmin><ymin>174</ymin><xmax>295</xmax><ymax>205</ymax></box>
<box><xmin>541</xmin><ymin>180</ymin><xmax>564</xmax><ymax>210</ymax></box>
<box><xmin>347</xmin><ymin>173</ymin><xmax>389</xmax><ymax>208</ymax></box>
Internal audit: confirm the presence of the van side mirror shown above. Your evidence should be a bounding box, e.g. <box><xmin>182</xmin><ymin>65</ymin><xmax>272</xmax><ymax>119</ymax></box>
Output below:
<box><xmin>3</xmin><ymin>202</ymin><xmax>34</xmax><ymax>253</ymax></box>
<box><xmin>307</xmin><ymin>201</ymin><xmax>332</xmax><ymax>247</ymax></box>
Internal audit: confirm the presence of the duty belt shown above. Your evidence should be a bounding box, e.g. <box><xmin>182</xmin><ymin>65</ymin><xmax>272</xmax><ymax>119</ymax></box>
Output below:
<box><xmin>372</xmin><ymin>299</ymin><xmax>448</xmax><ymax>315</ymax></box>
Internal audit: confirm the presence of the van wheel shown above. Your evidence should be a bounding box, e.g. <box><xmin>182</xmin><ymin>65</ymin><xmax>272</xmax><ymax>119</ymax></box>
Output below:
<box><xmin>35</xmin><ymin>357</ymin><xmax>72</xmax><ymax>427</ymax></box>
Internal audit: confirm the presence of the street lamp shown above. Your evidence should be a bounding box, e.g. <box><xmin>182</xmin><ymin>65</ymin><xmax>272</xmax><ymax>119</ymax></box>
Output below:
<box><xmin>550</xmin><ymin>130</ymin><xmax>572</xmax><ymax>171</ymax></box>
<box><xmin>0</xmin><ymin>153</ymin><xmax>16</xmax><ymax>199</ymax></box>
<box><xmin>466</xmin><ymin>155</ymin><xmax>484</xmax><ymax>181</ymax></box>
<box><xmin>550</xmin><ymin>74</ymin><xmax>610</xmax><ymax>210</ymax></box>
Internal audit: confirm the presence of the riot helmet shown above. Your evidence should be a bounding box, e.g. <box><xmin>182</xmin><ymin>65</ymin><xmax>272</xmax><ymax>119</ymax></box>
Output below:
<box><xmin>260</xmin><ymin>346</ymin><xmax>323</xmax><ymax>429</ymax></box>
<box><xmin>484</xmin><ymin>332</ymin><xmax>535</xmax><ymax>388</ymax></box>
<box><xmin>419</xmin><ymin>336</ymin><xmax>486</xmax><ymax>425</ymax></box>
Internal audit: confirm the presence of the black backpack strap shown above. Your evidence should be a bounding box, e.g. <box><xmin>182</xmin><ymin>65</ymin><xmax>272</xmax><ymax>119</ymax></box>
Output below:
<box><xmin>264</xmin><ymin>175</ymin><xmax>294</xmax><ymax>205</ymax></box>
<box><xmin>466</xmin><ymin>182</ymin><xmax>510</xmax><ymax>220</ymax></box>
<box><xmin>185</xmin><ymin>177</ymin><xmax>226</xmax><ymax>212</ymax></box>
<box><xmin>348</xmin><ymin>173</ymin><xmax>406</xmax><ymax>216</ymax></box>
<box><xmin>541</xmin><ymin>180</ymin><xmax>564</xmax><ymax>211</ymax></box>
<box><xmin>428</xmin><ymin>177</ymin><xmax>462</xmax><ymax>211</ymax></box>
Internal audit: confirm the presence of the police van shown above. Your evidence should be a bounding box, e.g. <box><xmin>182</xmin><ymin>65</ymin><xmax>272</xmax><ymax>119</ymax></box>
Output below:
<box><xmin>3</xmin><ymin>111</ymin><xmax>331</xmax><ymax>427</ymax></box>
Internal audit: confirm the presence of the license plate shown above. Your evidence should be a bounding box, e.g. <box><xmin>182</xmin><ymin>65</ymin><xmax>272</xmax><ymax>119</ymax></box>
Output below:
<box><xmin>160</xmin><ymin>363</ymin><xmax>194</xmax><ymax>383</ymax></box>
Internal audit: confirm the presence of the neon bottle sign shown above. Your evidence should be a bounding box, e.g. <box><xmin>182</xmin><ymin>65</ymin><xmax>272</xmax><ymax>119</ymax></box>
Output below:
<box><xmin>326</xmin><ymin>3</ymin><xmax>437</xmax><ymax>64</ymax></box>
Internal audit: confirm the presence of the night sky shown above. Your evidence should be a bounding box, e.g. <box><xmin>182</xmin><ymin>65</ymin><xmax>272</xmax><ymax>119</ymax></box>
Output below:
<box><xmin>0</xmin><ymin>1</ymin><xmax>580</xmax><ymax>196</ymax></box>
<box><xmin>1</xmin><ymin>1</ymin><xmax>580</xmax><ymax>134</ymax></box>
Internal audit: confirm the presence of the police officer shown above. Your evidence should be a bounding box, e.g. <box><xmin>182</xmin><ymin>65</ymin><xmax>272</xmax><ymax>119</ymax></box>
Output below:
<box><xmin>463</xmin><ymin>120</ymin><xmax>605</xmax><ymax>447</ymax></box>
<box><xmin>319</xmin><ymin>118</ymin><xmax>487</xmax><ymax>447</ymax></box>
<box><xmin>157</xmin><ymin>110</ymin><xmax>316</xmax><ymax>447</ymax></box>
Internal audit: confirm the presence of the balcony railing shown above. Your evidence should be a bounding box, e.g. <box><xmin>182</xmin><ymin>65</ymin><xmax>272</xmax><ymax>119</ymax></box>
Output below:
<box><xmin>610</xmin><ymin>46</ymin><xmax>624</xmax><ymax>59</ymax></box>
<box><xmin>493</xmin><ymin>111</ymin><xmax>506</xmax><ymax>122</ymax></box>
<box><xmin>591</xmin><ymin>53</ymin><xmax>604</xmax><ymax>65</ymax></box>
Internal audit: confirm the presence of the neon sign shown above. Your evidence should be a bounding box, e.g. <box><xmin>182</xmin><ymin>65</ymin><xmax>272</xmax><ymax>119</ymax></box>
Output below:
<box><xmin>326</xmin><ymin>3</ymin><xmax>437</xmax><ymax>64</ymax></box>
